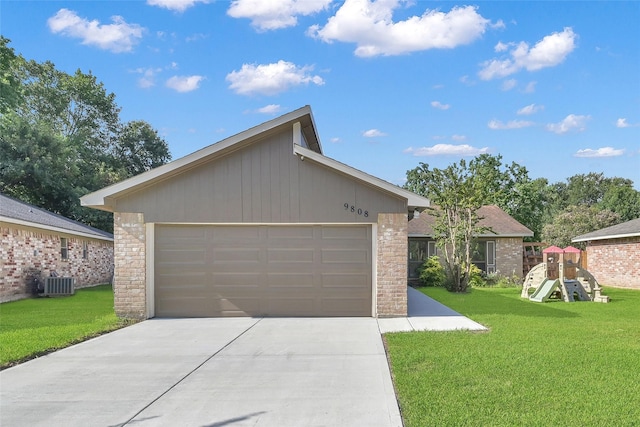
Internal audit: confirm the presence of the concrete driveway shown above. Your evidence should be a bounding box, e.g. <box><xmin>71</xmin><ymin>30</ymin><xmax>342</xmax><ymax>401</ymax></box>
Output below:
<box><xmin>0</xmin><ymin>318</ymin><xmax>401</xmax><ymax>427</ymax></box>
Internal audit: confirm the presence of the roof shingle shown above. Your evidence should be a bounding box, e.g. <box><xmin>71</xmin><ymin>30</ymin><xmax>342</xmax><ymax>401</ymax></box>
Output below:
<box><xmin>572</xmin><ymin>217</ymin><xmax>640</xmax><ymax>242</ymax></box>
<box><xmin>0</xmin><ymin>193</ymin><xmax>113</xmax><ymax>240</ymax></box>
<box><xmin>409</xmin><ymin>205</ymin><xmax>533</xmax><ymax>237</ymax></box>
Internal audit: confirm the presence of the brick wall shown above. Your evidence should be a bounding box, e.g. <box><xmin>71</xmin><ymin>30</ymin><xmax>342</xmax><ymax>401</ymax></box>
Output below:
<box><xmin>586</xmin><ymin>237</ymin><xmax>640</xmax><ymax>289</ymax></box>
<box><xmin>496</xmin><ymin>237</ymin><xmax>525</xmax><ymax>278</ymax></box>
<box><xmin>0</xmin><ymin>225</ymin><xmax>113</xmax><ymax>302</ymax></box>
<box><xmin>376</xmin><ymin>213</ymin><xmax>408</xmax><ymax>317</ymax></box>
<box><xmin>113</xmin><ymin>212</ymin><xmax>147</xmax><ymax>319</ymax></box>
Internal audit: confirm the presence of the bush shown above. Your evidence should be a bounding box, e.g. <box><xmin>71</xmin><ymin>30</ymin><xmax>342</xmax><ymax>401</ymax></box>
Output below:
<box><xmin>471</xmin><ymin>270</ymin><xmax>524</xmax><ymax>288</ymax></box>
<box><xmin>468</xmin><ymin>264</ymin><xmax>485</xmax><ymax>288</ymax></box>
<box><xmin>418</xmin><ymin>256</ymin><xmax>445</xmax><ymax>287</ymax></box>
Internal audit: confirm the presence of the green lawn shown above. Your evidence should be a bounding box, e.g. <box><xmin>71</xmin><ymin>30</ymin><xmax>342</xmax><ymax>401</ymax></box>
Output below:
<box><xmin>0</xmin><ymin>285</ymin><xmax>133</xmax><ymax>368</ymax></box>
<box><xmin>385</xmin><ymin>286</ymin><xmax>640</xmax><ymax>427</ymax></box>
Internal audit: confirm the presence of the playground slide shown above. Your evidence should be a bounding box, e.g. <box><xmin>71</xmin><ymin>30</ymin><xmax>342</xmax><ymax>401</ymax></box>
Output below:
<box><xmin>529</xmin><ymin>279</ymin><xmax>560</xmax><ymax>302</ymax></box>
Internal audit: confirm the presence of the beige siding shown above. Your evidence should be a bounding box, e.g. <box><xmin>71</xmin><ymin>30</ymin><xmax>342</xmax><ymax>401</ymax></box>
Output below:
<box><xmin>115</xmin><ymin>130</ymin><xmax>405</xmax><ymax>223</ymax></box>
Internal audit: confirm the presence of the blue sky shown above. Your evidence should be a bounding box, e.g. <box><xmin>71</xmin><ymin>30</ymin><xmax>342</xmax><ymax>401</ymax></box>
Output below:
<box><xmin>2</xmin><ymin>0</ymin><xmax>639</xmax><ymax>188</ymax></box>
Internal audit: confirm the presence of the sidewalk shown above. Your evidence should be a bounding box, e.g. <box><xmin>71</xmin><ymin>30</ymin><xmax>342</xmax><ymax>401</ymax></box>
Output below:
<box><xmin>378</xmin><ymin>287</ymin><xmax>488</xmax><ymax>333</ymax></box>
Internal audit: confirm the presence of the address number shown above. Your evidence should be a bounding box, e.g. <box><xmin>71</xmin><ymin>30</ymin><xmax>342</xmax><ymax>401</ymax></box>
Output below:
<box><xmin>344</xmin><ymin>203</ymin><xmax>369</xmax><ymax>217</ymax></box>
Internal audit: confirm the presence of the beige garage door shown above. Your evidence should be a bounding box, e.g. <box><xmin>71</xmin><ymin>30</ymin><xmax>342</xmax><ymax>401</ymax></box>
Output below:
<box><xmin>154</xmin><ymin>224</ymin><xmax>372</xmax><ymax>317</ymax></box>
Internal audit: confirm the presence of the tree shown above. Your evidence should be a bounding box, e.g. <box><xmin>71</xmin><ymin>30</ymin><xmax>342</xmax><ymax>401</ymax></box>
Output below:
<box><xmin>467</xmin><ymin>154</ymin><xmax>546</xmax><ymax>240</ymax></box>
<box><xmin>114</xmin><ymin>120</ymin><xmax>171</xmax><ymax>176</ymax></box>
<box><xmin>0</xmin><ymin>37</ymin><xmax>22</xmax><ymax>115</ymax></box>
<box><xmin>0</xmin><ymin>39</ymin><xmax>171</xmax><ymax>232</ymax></box>
<box><xmin>405</xmin><ymin>160</ymin><xmax>488</xmax><ymax>292</ymax></box>
<box><xmin>541</xmin><ymin>205</ymin><xmax>621</xmax><ymax>249</ymax></box>
<box><xmin>600</xmin><ymin>184</ymin><xmax>640</xmax><ymax>222</ymax></box>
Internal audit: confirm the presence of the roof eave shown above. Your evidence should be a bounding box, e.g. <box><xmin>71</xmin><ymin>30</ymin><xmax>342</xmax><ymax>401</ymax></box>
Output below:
<box><xmin>293</xmin><ymin>144</ymin><xmax>430</xmax><ymax>210</ymax></box>
<box><xmin>0</xmin><ymin>217</ymin><xmax>114</xmax><ymax>242</ymax></box>
<box><xmin>572</xmin><ymin>232</ymin><xmax>640</xmax><ymax>243</ymax></box>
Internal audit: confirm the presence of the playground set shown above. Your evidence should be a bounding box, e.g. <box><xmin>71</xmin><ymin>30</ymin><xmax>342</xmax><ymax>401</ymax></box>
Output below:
<box><xmin>521</xmin><ymin>245</ymin><xmax>609</xmax><ymax>303</ymax></box>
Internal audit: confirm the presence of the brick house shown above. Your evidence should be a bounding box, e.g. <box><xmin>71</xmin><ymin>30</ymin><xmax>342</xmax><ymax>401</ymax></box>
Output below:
<box><xmin>0</xmin><ymin>193</ymin><xmax>114</xmax><ymax>302</ymax></box>
<box><xmin>572</xmin><ymin>218</ymin><xmax>640</xmax><ymax>289</ymax></box>
<box><xmin>408</xmin><ymin>205</ymin><xmax>533</xmax><ymax>283</ymax></box>
<box><xmin>81</xmin><ymin>106</ymin><xmax>430</xmax><ymax>319</ymax></box>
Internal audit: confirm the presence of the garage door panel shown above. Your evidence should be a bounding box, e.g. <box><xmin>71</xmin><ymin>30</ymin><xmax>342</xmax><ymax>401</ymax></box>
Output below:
<box><xmin>267</xmin><ymin>249</ymin><xmax>314</xmax><ymax>263</ymax></box>
<box><xmin>155</xmin><ymin>224</ymin><xmax>372</xmax><ymax>317</ymax></box>
<box><xmin>321</xmin><ymin>225</ymin><xmax>369</xmax><ymax>240</ymax></box>
<box><xmin>267</xmin><ymin>226</ymin><xmax>314</xmax><ymax>239</ymax></box>
<box><xmin>212</xmin><ymin>226</ymin><xmax>261</xmax><ymax>240</ymax></box>
<box><xmin>321</xmin><ymin>249</ymin><xmax>369</xmax><ymax>264</ymax></box>
<box><xmin>212</xmin><ymin>248</ymin><xmax>261</xmax><ymax>262</ymax></box>
<box><xmin>211</xmin><ymin>273</ymin><xmax>262</xmax><ymax>287</ymax></box>
<box><xmin>320</xmin><ymin>273</ymin><xmax>370</xmax><ymax>289</ymax></box>
<box><xmin>320</xmin><ymin>298</ymin><xmax>370</xmax><ymax>316</ymax></box>
<box><xmin>266</xmin><ymin>273</ymin><xmax>315</xmax><ymax>288</ymax></box>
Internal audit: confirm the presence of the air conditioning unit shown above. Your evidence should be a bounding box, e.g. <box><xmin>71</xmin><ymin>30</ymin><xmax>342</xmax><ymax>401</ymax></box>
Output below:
<box><xmin>43</xmin><ymin>277</ymin><xmax>75</xmax><ymax>296</ymax></box>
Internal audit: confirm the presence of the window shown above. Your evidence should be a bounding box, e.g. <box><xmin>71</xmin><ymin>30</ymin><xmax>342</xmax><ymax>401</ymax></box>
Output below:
<box><xmin>60</xmin><ymin>237</ymin><xmax>68</xmax><ymax>260</ymax></box>
<box><xmin>83</xmin><ymin>241</ymin><xmax>88</xmax><ymax>260</ymax></box>
<box><xmin>408</xmin><ymin>239</ymin><xmax>439</xmax><ymax>279</ymax></box>
<box><xmin>472</xmin><ymin>240</ymin><xmax>496</xmax><ymax>274</ymax></box>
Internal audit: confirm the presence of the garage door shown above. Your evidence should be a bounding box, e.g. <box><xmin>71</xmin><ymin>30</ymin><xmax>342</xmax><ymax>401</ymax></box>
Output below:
<box><xmin>154</xmin><ymin>225</ymin><xmax>372</xmax><ymax>317</ymax></box>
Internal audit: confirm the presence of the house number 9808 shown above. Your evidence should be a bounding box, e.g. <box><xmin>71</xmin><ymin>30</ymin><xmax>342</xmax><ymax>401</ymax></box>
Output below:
<box><xmin>344</xmin><ymin>203</ymin><xmax>369</xmax><ymax>217</ymax></box>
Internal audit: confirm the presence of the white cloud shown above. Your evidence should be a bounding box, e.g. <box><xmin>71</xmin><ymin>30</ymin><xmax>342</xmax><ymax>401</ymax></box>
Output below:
<box><xmin>523</xmin><ymin>81</ymin><xmax>537</xmax><ymax>93</ymax></box>
<box><xmin>459</xmin><ymin>75</ymin><xmax>475</xmax><ymax>86</ymax></box>
<box><xmin>431</xmin><ymin>101</ymin><xmax>450</xmax><ymax>110</ymax></box>
<box><xmin>574</xmin><ymin>147</ymin><xmax>625</xmax><ymax>158</ymax></box>
<box><xmin>133</xmin><ymin>67</ymin><xmax>162</xmax><ymax>88</ymax></box>
<box><xmin>309</xmin><ymin>2</ymin><xmax>491</xmax><ymax>57</ymax></box>
<box><xmin>495</xmin><ymin>41</ymin><xmax>510</xmax><ymax>52</ymax></box>
<box><xmin>47</xmin><ymin>9</ymin><xmax>144</xmax><ymax>53</ymax></box>
<box><xmin>256</xmin><ymin>104</ymin><xmax>282</xmax><ymax>114</ymax></box>
<box><xmin>546</xmin><ymin>114</ymin><xmax>590</xmax><ymax>134</ymax></box>
<box><xmin>226</xmin><ymin>60</ymin><xmax>324</xmax><ymax>96</ymax></box>
<box><xmin>330</xmin><ymin>137</ymin><xmax>341</xmax><ymax>143</ymax></box>
<box><xmin>501</xmin><ymin>79</ymin><xmax>517</xmax><ymax>91</ymax></box>
<box><xmin>147</xmin><ymin>0</ymin><xmax>210</xmax><ymax>13</ymax></box>
<box><xmin>228</xmin><ymin>0</ymin><xmax>332</xmax><ymax>31</ymax></box>
<box><xmin>363</xmin><ymin>129</ymin><xmax>386</xmax><ymax>138</ymax></box>
<box><xmin>517</xmin><ymin>104</ymin><xmax>544</xmax><ymax>115</ymax></box>
<box><xmin>451</xmin><ymin>134</ymin><xmax>467</xmax><ymax>141</ymax></box>
<box><xmin>488</xmin><ymin>119</ymin><xmax>534</xmax><ymax>130</ymax></box>
<box><xmin>616</xmin><ymin>118</ymin><xmax>630</xmax><ymax>128</ymax></box>
<box><xmin>615</xmin><ymin>118</ymin><xmax>639</xmax><ymax>128</ymax></box>
<box><xmin>479</xmin><ymin>27</ymin><xmax>577</xmax><ymax>80</ymax></box>
<box><xmin>165</xmin><ymin>75</ymin><xmax>204</xmax><ymax>92</ymax></box>
<box><xmin>404</xmin><ymin>144</ymin><xmax>489</xmax><ymax>156</ymax></box>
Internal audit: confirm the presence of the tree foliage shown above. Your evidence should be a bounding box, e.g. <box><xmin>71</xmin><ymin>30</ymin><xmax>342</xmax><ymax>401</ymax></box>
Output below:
<box><xmin>0</xmin><ymin>38</ymin><xmax>171</xmax><ymax>232</ymax></box>
<box><xmin>542</xmin><ymin>205</ymin><xmax>621</xmax><ymax>249</ymax></box>
<box><xmin>467</xmin><ymin>154</ymin><xmax>546</xmax><ymax>240</ymax></box>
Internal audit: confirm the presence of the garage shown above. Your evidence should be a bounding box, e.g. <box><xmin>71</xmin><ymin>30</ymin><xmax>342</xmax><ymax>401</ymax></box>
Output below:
<box><xmin>154</xmin><ymin>224</ymin><xmax>372</xmax><ymax>317</ymax></box>
<box><xmin>81</xmin><ymin>106</ymin><xmax>430</xmax><ymax>319</ymax></box>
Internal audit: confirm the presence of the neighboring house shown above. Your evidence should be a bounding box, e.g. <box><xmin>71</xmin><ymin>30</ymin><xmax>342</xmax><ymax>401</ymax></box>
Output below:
<box><xmin>572</xmin><ymin>218</ymin><xmax>640</xmax><ymax>289</ymax></box>
<box><xmin>0</xmin><ymin>193</ymin><xmax>114</xmax><ymax>302</ymax></box>
<box><xmin>408</xmin><ymin>205</ymin><xmax>533</xmax><ymax>283</ymax></box>
<box><xmin>81</xmin><ymin>106</ymin><xmax>430</xmax><ymax>319</ymax></box>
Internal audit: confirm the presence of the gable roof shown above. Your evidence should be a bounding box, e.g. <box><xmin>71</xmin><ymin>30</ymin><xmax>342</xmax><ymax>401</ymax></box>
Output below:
<box><xmin>0</xmin><ymin>193</ymin><xmax>113</xmax><ymax>241</ymax></box>
<box><xmin>81</xmin><ymin>105</ymin><xmax>430</xmax><ymax>212</ymax></box>
<box><xmin>572</xmin><ymin>217</ymin><xmax>640</xmax><ymax>242</ymax></box>
<box><xmin>408</xmin><ymin>204</ymin><xmax>533</xmax><ymax>238</ymax></box>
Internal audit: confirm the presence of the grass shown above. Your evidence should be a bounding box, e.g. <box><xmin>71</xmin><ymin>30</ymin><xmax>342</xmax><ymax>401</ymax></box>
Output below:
<box><xmin>0</xmin><ymin>285</ymin><xmax>133</xmax><ymax>369</ymax></box>
<box><xmin>385</xmin><ymin>286</ymin><xmax>640</xmax><ymax>427</ymax></box>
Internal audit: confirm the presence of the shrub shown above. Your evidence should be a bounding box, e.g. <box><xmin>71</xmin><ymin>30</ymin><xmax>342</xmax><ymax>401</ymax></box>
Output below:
<box><xmin>471</xmin><ymin>270</ymin><xmax>524</xmax><ymax>288</ymax></box>
<box><xmin>418</xmin><ymin>256</ymin><xmax>445</xmax><ymax>287</ymax></box>
<box><xmin>468</xmin><ymin>264</ymin><xmax>485</xmax><ymax>288</ymax></box>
